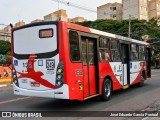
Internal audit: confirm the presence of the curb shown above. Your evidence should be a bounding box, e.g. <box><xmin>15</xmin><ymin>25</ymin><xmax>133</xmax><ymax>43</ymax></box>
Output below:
<box><xmin>0</xmin><ymin>79</ymin><xmax>11</xmax><ymax>83</ymax></box>
<box><xmin>0</xmin><ymin>79</ymin><xmax>12</xmax><ymax>88</ymax></box>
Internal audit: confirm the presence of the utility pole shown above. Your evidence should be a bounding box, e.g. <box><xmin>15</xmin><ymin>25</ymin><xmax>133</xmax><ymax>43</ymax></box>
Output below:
<box><xmin>128</xmin><ymin>15</ymin><xmax>135</xmax><ymax>38</ymax></box>
<box><xmin>128</xmin><ymin>15</ymin><xmax>131</xmax><ymax>38</ymax></box>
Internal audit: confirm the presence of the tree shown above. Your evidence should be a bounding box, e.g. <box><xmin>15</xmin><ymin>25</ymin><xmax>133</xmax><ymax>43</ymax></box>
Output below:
<box><xmin>0</xmin><ymin>40</ymin><xmax>11</xmax><ymax>54</ymax></box>
<box><xmin>76</xmin><ymin>19</ymin><xmax>160</xmax><ymax>67</ymax></box>
<box><xmin>0</xmin><ymin>40</ymin><xmax>11</xmax><ymax>65</ymax></box>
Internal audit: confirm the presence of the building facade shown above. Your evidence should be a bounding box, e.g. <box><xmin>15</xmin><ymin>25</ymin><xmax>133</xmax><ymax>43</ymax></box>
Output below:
<box><xmin>0</xmin><ymin>21</ymin><xmax>25</xmax><ymax>42</ymax></box>
<box><xmin>14</xmin><ymin>21</ymin><xmax>25</xmax><ymax>28</ymax></box>
<box><xmin>44</xmin><ymin>9</ymin><xmax>68</xmax><ymax>22</ymax></box>
<box><xmin>31</xmin><ymin>19</ymin><xmax>44</xmax><ymax>23</ymax></box>
<box><xmin>123</xmin><ymin>0</ymin><xmax>148</xmax><ymax>20</ymax></box>
<box><xmin>68</xmin><ymin>16</ymin><xmax>87</xmax><ymax>23</ymax></box>
<box><xmin>97</xmin><ymin>2</ymin><xmax>123</xmax><ymax>20</ymax></box>
<box><xmin>148</xmin><ymin>0</ymin><xmax>160</xmax><ymax>20</ymax></box>
<box><xmin>0</xmin><ymin>26</ymin><xmax>11</xmax><ymax>42</ymax></box>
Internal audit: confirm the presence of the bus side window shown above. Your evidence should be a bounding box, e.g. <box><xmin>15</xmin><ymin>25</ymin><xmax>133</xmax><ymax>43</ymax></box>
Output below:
<box><xmin>69</xmin><ymin>31</ymin><xmax>80</xmax><ymax>62</ymax></box>
<box><xmin>99</xmin><ymin>37</ymin><xmax>110</xmax><ymax>61</ymax></box>
<box><xmin>130</xmin><ymin>44</ymin><xmax>139</xmax><ymax>61</ymax></box>
<box><xmin>139</xmin><ymin>46</ymin><xmax>145</xmax><ymax>61</ymax></box>
<box><xmin>110</xmin><ymin>39</ymin><xmax>120</xmax><ymax>62</ymax></box>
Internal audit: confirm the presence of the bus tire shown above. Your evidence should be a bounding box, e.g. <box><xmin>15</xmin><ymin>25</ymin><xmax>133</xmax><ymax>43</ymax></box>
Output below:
<box><xmin>138</xmin><ymin>72</ymin><xmax>145</xmax><ymax>87</ymax></box>
<box><xmin>101</xmin><ymin>79</ymin><xmax>112</xmax><ymax>101</ymax></box>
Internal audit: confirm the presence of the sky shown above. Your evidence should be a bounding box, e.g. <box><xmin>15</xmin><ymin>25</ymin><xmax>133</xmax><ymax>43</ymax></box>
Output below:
<box><xmin>0</xmin><ymin>0</ymin><xmax>121</xmax><ymax>27</ymax></box>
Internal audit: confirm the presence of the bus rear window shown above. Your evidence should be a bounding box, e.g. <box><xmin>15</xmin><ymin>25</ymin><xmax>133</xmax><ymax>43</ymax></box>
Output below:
<box><xmin>69</xmin><ymin>31</ymin><xmax>80</xmax><ymax>62</ymax></box>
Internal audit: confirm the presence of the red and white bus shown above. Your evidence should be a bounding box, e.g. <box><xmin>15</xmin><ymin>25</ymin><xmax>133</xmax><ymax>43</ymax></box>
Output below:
<box><xmin>12</xmin><ymin>21</ymin><xmax>151</xmax><ymax>101</ymax></box>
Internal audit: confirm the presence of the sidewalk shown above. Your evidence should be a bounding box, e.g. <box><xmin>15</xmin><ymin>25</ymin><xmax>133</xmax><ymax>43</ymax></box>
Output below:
<box><xmin>0</xmin><ymin>78</ymin><xmax>12</xmax><ymax>87</ymax></box>
<box><xmin>0</xmin><ymin>78</ymin><xmax>11</xmax><ymax>83</ymax></box>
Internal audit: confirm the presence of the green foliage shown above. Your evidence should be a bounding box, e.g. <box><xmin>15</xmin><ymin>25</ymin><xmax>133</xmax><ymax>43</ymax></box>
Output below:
<box><xmin>0</xmin><ymin>40</ymin><xmax>11</xmax><ymax>54</ymax></box>
<box><xmin>5</xmin><ymin>51</ymin><xmax>11</xmax><ymax>64</ymax></box>
<box><xmin>77</xmin><ymin>19</ymin><xmax>160</xmax><ymax>67</ymax></box>
<box><xmin>0</xmin><ymin>40</ymin><xmax>11</xmax><ymax>65</ymax></box>
<box><xmin>77</xmin><ymin>19</ymin><xmax>160</xmax><ymax>41</ymax></box>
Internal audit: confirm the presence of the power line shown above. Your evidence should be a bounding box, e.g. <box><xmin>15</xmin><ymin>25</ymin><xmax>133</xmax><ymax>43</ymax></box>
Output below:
<box><xmin>0</xmin><ymin>32</ymin><xmax>11</xmax><ymax>34</ymax></box>
<box><xmin>52</xmin><ymin>0</ymin><xmax>97</xmax><ymax>13</ymax></box>
<box><xmin>0</xmin><ymin>35</ymin><xmax>11</xmax><ymax>37</ymax></box>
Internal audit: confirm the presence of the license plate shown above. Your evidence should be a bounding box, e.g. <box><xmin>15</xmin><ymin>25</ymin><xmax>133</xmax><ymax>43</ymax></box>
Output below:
<box><xmin>30</xmin><ymin>82</ymin><xmax>40</xmax><ymax>87</ymax></box>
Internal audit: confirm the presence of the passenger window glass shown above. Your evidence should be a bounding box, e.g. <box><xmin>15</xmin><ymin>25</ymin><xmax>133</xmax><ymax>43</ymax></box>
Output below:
<box><xmin>81</xmin><ymin>40</ymin><xmax>87</xmax><ymax>65</ymax></box>
<box><xmin>139</xmin><ymin>46</ymin><xmax>145</xmax><ymax>60</ymax></box>
<box><xmin>131</xmin><ymin>44</ymin><xmax>139</xmax><ymax>61</ymax></box>
<box><xmin>110</xmin><ymin>39</ymin><xmax>120</xmax><ymax>62</ymax></box>
<box><xmin>88</xmin><ymin>41</ymin><xmax>94</xmax><ymax>64</ymax></box>
<box><xmin>99</xmin><ymin>37</ymin><xmax>110</xmax><ymax>61</ymax></box>
<box><xmin>69</xmin><ymin>31</ymin><xmax>80</xmax><ymax>62</ymax></box>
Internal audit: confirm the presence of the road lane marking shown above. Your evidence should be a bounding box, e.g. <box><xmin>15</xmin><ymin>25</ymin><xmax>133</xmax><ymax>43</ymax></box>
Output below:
<box><xmin>152</xmin><ymin>74</ymin><xmax>159</xmax><ymax>77</ymax></box>
<box><xmin>0</xmin><ymin>96</ymin><xmax>32</xmax><ymax>105</ymax></box>
<box><xmin>0</xmin><ymin>84</ymin><xmax>7</xmax><ymax>87</ymax></box>
<box><xmin>0</xmin><ymin>84</ymin><xmax>13</xmax><ymax>88</ymax></box>
<box><xmin>142</xmin><ymin>117</ymin><xmax>149</xmax><ymax>120</ymax></box>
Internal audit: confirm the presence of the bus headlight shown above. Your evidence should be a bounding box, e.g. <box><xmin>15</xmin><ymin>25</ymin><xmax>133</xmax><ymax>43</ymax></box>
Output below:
<box><xmin>57</xmin><ymin>69</ymin><xmax>63</xmax><ymax>73</ymax></box>
<box><xmin>56</xmin><ymin>80</ymin><xmax>63</xmax><ymax>87</ymax></box>
<box><xmin>57</xmin><ymin>74</ymin><xmax>63</xmax><ymax>80</ymax></box>
<box><xmin>56</xmin><ymin>62</ymin><xmax>64</xmax><ymax>88</ymax></box>
<box><xmin>13</xmin><ymin>75</ymin><xmax>17</xmax><ymax>78</ymax></box>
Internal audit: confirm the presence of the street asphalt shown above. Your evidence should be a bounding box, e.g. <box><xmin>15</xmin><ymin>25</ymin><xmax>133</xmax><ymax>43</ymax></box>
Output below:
<box><xmin>0</xmin><ymin>69</ymin><xmax>160</xmax><ymax>120</ymax></box>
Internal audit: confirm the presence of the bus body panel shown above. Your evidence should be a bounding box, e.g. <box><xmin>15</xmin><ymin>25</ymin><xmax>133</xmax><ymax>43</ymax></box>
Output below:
<box><xmin>13</xmin><ymin>24</ymin><xmax>58</xmax><ymax>91</ymax></box>
<box><xmin>14</xmin><ymin>84</ymin><xmax>69</xmax><ymax>99</ymax></box>
<box><xmin>130</xmin><ymin>61</ymin><xmax>142</xmax><ymax>84</ymax></box>
<box><xmin>131</xmin><ymin>61</ymin><xmax>146</xmax><ymax>85</ymax></box>
<box><xmin>12</xmin><ymin>23</ymin><xmax>69</xmax><ymax>99</ymax></box>
<box><xmin>98</xmin><ymin>62</ymin><xmax>123</xmax><ymax>91</ymax></box>
<box><xmin>12</xmin><ymin>21</ymin><xmax>151</xmax><ymax>101</ymax></box>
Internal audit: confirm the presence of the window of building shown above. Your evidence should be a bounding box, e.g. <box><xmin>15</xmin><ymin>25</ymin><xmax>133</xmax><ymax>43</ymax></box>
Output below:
<box><xmin>110</xmin><ymin>7</ymin><xmax>113</xmax><ymax>10</ymax></box>
<box><xmin>113</xmin><ymin>14</ymin><xmax>116</xmax><ymax>18</ymax></box>
<box><xmin>69</xmin><ymin>31</ymin><xmax>80</xmax><ymax>62</ymax></box>
<box><xmin>130</xmin><ymin>44</ymin><xmax>139</xmax><ymax>61</ymax></box>
<box><xmin>145</xmin><ymin>8</ymin><xmax>147</xmax><ymax>11</ymax></box>
<box><xmin>113</xmin><ymin>7</ymin><xmax>116</xmax><ymax>10</ymax></box>
<box><xmin>110</xmin><ymin>39</ymin><xmax>120</xmax><ymax>61</ymax></box>
<box><xmin>99</xmin><ymin>37</ymin><xmax>110</xmax><ymax>61</ymax></box>
<box><xmin>139</xmin><ymin>46</ymin><xmax>145</xmax><ymax>60</ymax></box>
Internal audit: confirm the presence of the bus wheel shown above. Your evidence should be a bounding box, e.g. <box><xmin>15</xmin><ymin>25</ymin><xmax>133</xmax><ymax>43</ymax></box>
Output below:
<box><xmin>138</xmin><ymin>73</ymin><xmax>145</xmax><ymax>87</ymax></box>
<box><xmin>101</xmin><ymin>79</ymin><xmax>112</xmax><ymax>101</ymax></box>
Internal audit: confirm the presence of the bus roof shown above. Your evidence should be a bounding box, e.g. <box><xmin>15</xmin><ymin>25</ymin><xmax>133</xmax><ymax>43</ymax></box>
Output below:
<box><xmin>13</xmin><ymin>21</ymin><xmax>149</xmax><ymax>46</ymax></box>
<box><xmin>63</xmin><ymin>21</ymin><xmax>149</xmax><ymax>46</ymax></box>
<box><xmin>89</xmin><ymin>28</ymin><xmax>149</xmax><ymax>46</ymax></box>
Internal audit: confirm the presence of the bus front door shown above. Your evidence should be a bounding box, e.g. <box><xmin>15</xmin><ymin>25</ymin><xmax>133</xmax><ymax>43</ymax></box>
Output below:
<box><xmin>121</xmin><ymin>44</ymin><xmax>130</xmax><ymax>86</ymax></box>
<box><xmin>81</xmin><ymin>37</ymin><xmax>98</xmax><ymax>98</ymax></box>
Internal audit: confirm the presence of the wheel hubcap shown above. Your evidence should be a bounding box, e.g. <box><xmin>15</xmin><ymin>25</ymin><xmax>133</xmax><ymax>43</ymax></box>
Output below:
<box><xmin>141</xmin><ymin>75</ymin><xmax>145</xmax><ymax>82</ymax></box>
<box><xmin>105</xmin><ymin>82</ymin><xmax>111</xmax><ymax>97</ymax></box>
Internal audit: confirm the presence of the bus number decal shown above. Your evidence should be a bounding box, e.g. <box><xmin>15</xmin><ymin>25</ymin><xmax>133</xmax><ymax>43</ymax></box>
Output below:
<box><xmin>75</xmin><ymin>69</ymin><xmax>83</xmax><ymax>76</ymax></box>
<box><xmin>46</xmin><ymin>59</ymin><xmax>55</xmax><ymax>70</ymax></box>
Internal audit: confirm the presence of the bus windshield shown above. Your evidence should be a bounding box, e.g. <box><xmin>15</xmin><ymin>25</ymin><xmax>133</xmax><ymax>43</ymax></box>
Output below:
<box><xmin>13</xmin><ymin>25</ymin><xmax>57</xmax><ymax>55</ymax></box>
